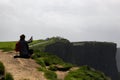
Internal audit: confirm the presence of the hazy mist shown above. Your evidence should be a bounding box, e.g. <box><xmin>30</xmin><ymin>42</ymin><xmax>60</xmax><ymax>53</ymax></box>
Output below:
<box><xmin>0</xmin><ymin>0</ymin><xmax>120</xmax><ymax>47</ymax></box>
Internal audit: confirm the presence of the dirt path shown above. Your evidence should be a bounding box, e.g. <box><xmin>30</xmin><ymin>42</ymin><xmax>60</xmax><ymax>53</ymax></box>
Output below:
<box><xmin>0</xmin><ymin>50</ymin><xmax>46</xmax><ymax>80</ymax></box>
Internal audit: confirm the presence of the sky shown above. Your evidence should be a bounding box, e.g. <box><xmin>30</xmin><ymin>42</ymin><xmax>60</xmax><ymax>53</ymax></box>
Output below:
<box><xmin>1</xmin><ymin>0</ymin><xmax>120</xmax><ymax>47</ymax></box>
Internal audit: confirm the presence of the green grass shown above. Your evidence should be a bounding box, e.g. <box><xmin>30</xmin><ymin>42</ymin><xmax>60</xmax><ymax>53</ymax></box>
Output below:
<box><xmin>30</xmin><ymin>37</ymin><xmax>70</xmax><ymax>52</ymax></box>
<box><xmin>0</xmin><ymin>40</ymin><xmax>44</xmax><ymax>52</ymax></box>
<box><xmin>0</xmin><ymin>61</ymin><xmax>14</xmax><ymax>80</ymax></box>
<box><xmin>0</xmin><ymin>61</ymin><xmax>5</xmax><ymax>75</ymax></box>
<box><xmin>64</xmin><ymin>65</ymin><xmax>110</xmax><ymax>80</ymax></box>
<box><xmin>29</xmin><ymin>39</ymin><xmax>45</xmax><ymax>45</ymax></box>
<box><xmin>35</xmin><ymin>53</ymin><xmax>73</xmax><ymax>70</ymax></box>
<box><xmin>5</xmin><ymin>73</ymin><xmax>14</xmax><ymax>80</ymax></box>
<box><xmin>34</xmin><ymin>52</ymin><xmax>73</xmax><ymax>80</ymax></box>
<box><xmin>0</xmin><ymin>41</ymin><xmax>16</xmax><ymax>51</ymax></box>
<box><xmin>44</xmin><ymin>70</ymin><xmax>57</xmax><ymax>80</ymax></box>
<box><xmin>48</xmin><ymin>63</ymin><xmax>73</xmax><ymax>71</ymax></box>
<box><xmin>30</xmin><ymin>39</ymin><xmax>55</xmax><ymax>52</ymax></box>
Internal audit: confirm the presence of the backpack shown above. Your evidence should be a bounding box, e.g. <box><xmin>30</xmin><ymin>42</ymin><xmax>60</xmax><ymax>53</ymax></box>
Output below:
<box><xmin>15</xmin><ymin>41</ymin><xmax>21</xmax><ymax>52</ymax></box>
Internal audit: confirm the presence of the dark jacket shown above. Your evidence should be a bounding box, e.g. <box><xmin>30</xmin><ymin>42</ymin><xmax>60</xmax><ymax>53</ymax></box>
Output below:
<box><xmin>19</xmin><ymin>40</ymin><xmax>29</xmax><ymax>56</ymax></box>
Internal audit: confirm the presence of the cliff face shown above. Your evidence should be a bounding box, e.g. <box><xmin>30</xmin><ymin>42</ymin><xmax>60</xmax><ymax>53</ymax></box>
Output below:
<box><xmin>116</xmin><ymin>48</ymin><xmax>120</xmax><ymax>72</ymax></box>
<box><xmin>70</xmin><ymin>42</ymin><xmax>119</xmax><ymax>80</ymax></box>
<box><xmin>44</xmin><ymin>42</ymin><xmax>71</xmax><ymax>61</ymax></box>
<box><xmin>45</xmin><ymin>41</ymin><xmax>119</xmax><ymax>80</ymax></box>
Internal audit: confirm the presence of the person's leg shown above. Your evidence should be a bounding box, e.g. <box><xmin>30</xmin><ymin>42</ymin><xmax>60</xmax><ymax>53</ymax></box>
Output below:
<box><xmin>14</xmin><ymin>55</ymin><xmax>20</xmax><ymax>58</ymax></box>
<box><xmin>20</xmin><ymin>53</ymin><xmax>29</xmax><ymax>58</ymax></box>
<box><xmin>28</xmin><ymin>49</ymin><xmax>33</xmax><ymax>57</ymax></box>
<box><xmin>14</xmin><ymin>52</ymin><xmax>21</xmax><ymax>58</ymax></box>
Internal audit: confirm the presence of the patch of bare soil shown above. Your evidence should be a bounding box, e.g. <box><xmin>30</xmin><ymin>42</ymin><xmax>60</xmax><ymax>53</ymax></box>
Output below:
<box><xmin>0</xmin><ymin>50</ymin><xmax>46</xmax><ymax>80</ymax></box>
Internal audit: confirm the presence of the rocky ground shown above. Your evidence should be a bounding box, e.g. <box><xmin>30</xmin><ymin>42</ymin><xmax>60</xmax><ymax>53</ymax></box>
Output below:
<box><xmin>0</xmin><ymin>50</ymin><xmax>46</xmax><ymax>80</ymax></box>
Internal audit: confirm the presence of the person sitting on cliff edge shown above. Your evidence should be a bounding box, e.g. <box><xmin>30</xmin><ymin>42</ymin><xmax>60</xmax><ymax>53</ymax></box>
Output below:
<box><xmin>14</xmin><ymin>34</ymin><xmax>33</xmax><ymax>58</ymax></box>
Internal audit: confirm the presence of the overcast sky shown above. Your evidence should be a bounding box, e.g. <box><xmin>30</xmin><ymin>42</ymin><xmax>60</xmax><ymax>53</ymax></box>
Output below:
<box><xmin>0</xmin><ymin>0</ymin><xmax>120</xmax><ymax>47</ymax></box>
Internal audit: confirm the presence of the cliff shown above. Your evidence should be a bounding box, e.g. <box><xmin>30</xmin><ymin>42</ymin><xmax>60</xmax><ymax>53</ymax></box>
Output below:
<box><xmin>45</xmin><ymin>41</ymin><xmax>119</xmax><ymax>80</ymax></box>
<box><xmin>71</xmin><ymin>42</ymin><xmax>119</xmax><ymax>80</ymax></box>
<box><xmin>116</xmin><ymin>48</ymin><xmax>120</xmax><ymax>72</ymax></box>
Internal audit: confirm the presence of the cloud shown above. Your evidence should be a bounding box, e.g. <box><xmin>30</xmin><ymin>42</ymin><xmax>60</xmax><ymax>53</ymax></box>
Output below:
<box><xmin>0</xmin><ymin>0</ymin><xmax>120</xmax><ymax>46</ymax></box>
